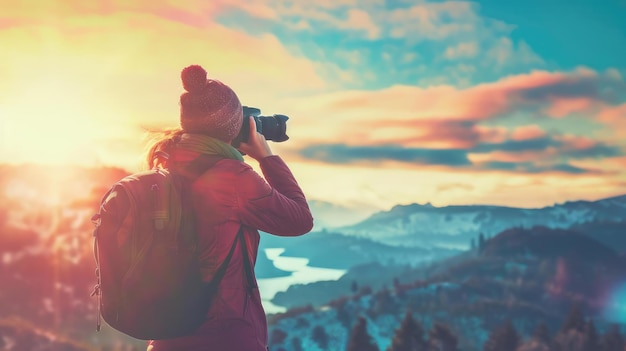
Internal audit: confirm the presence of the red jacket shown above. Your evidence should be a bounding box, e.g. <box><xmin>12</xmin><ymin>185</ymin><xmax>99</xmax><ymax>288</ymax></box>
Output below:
<box><xmin>148</xmin><ymin>154</ymin><xmax>313</xmax><ymax>351</ymax></box>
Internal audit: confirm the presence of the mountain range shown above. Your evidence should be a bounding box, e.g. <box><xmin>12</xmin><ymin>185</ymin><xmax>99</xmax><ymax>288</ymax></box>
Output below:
<box><xmin>328</xmin><ymin>194</ymin><xmax>626</xmax><ymax>250</ymax></box>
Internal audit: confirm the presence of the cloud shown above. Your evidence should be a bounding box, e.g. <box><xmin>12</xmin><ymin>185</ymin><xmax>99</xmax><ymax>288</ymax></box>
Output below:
<box><xmin>473</xmin><ymin>137</ymin><xmax>557</xmax><ymax>153</ymax></box>
<box><xmin>342</xmin><ymin>9</ymin><xmax>380</xmax><ymax>39</ymax></box>
<box><xmin>544</xmin><ymin>97</ymin><xmax>594</xmax><ymax>118</ymax></box>
<box><xmin>385</xmin><ymin>1</ymin><xmax>491</xmax><ymax>43</ymax></box>
<box><xmin>348</xmin><ymin>120</ymin><xmax>507</xmax><ymax>149</ymax></box>
<box><xmin>510</xmin><ymin>125</ymin><xmax>546</xmax><ymax>140</ymax></box>
<box><xmin>343</xmin><ymin>68</ymin><xmax>621</xmax><ymax>120</ymax></box>
<box><xmin>288</xmin><ymin>68</ymin><xmax>625</xmax><ymax>148</ymax></box>
<box><xmin>487</xmin><ymin>38</ymin><xmax>544</xmax><ymax>68</ymax></box>
<box><xmin>230</xmin><ymin>0</ymin><xmax>477</xmax><ymax>42</ymax></box>
<box><xmin>202</xmin><ymin>0</ymin><xmax>547</xmax><ymax>88</ymax></box>
<box><xmin>596</xmin><ymin>103</ymin><xmax>626</xmax><ymax>138</ymax></box>
<box><xmin>557</xmin><ymin>137</ymin><xmax>622</xmax><ymax>159</ymax></box>
<box><xmin>444</xmin><ymin>41</ymin><xmax>479</xmax><ymax>60</ymax></box>
<box><xmin>296</xmin><ymin>141</ymin><xmax>613</xmax><ymax>175</ymax></box>
<box><xmin>597</xmin><ymin>103</ymin><xmax>626</xmax><ymax>122</ymax></box>
<box><xmin>280</xmin><ymin>67</ymin><xmax>625</xmax><ymax>184</ymax></box>
<box><xmin>513</xmin><ymin>70</ymin><xmax>623</xmax><ymax>104</ymax></box>
<box><xmin>299</xmin><ymin>143</ymin><xmax>471</xmax><ymax>166</ymax></box>
<box><xmin>473</xmin><ymin>135</ymin><xmax>620</xmax><ymax>159</ymax></box>
<box><xmin>479</xmin><ymin>161</ymin><xmax>597</xmax><ymax>174</ymax></box>
<box><xmin>295</xmin><ymin>127</ymin><xmax>623</xmax><ymax>174</ymax></box>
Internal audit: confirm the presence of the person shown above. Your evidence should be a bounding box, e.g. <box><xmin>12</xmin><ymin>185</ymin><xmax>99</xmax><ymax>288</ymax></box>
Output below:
<box><xmin>145</xmin><ymin>65</ymin><xmax>314</xmax><ymax>351</ymax></box>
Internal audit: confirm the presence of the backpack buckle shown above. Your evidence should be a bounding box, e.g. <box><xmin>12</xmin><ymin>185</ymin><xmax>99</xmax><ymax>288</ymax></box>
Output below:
<box><xmin>91</xmin><ymin>214</ymin><xmax>101</xmax><ymax>225</ymax></box>
<box><xmin>90</xmin><ymin>284</ymin><xmax>100</xmax><ymax>297</ymax></box>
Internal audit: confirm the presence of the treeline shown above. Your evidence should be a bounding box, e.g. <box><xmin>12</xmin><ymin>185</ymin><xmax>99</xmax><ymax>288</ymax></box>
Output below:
<box><xmin>358</xmin><ymin>304</ymin><xmax>624</xmax><ymax>351</ymax></box>
<box><xmin>272</xmin><ymin>303</ymin><xmax>625</xmax><ymax>351</ymax></box>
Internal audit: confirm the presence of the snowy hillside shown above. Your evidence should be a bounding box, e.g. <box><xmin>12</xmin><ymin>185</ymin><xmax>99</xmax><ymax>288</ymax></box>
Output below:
<box><xmin>336</xmin><ymin>194</ymin><xmax>626</xmax><ymax>249</ymax></box>
<box><xmin>266</xmin><ymin>226</ymin><xmax>626</xmax><ymax>351</ymax></box>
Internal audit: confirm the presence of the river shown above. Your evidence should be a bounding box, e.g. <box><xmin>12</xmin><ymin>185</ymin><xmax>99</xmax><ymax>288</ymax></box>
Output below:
<box><xmin>257</xmin><ymin>248</ymin><xmax>346</xmax><ymax>314</ymax></box>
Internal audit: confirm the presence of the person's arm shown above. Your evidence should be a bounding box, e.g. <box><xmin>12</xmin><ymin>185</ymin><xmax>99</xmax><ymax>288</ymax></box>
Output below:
<box><xmin>235</xmin><ymin>117</ymin><xmax>313</xmax><ymax>236</ymax></box>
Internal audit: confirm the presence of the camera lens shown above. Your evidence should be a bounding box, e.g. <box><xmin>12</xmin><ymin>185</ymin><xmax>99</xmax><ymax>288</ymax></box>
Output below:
<box><xmin>232</xmin><ymin>107</ymin><xmax>289</xmax><ymax>147</ymax></box>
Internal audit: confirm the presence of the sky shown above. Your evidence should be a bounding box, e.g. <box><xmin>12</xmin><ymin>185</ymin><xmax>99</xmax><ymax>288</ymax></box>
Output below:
<box><xmin>0</xmin><ymin>0</ymin><xmax>625</xmax><ymax>213</ymax></box>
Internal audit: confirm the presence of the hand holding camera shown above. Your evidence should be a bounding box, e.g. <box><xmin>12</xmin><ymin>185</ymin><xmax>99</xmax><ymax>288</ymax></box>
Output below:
<box><xmin>237</xmin><ymin>116</ymin><xmax>274</xmax><ymax>161</ymax></box>
<box><xmin>233</xmin><ymin>106</ymin><xmax>289</xmax><ymax>160</ymax></box>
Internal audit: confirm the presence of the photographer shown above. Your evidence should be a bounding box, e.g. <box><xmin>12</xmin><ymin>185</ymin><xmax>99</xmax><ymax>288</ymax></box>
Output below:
<box><xmin>145</xmin><ymin>65</ymin><xmax>313</xmax><ymax>351</ymax></box>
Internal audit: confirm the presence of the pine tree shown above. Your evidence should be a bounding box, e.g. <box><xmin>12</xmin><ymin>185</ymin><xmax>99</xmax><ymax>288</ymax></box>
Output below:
<box><xmin>337</xmin><ymin>303</ymin><xmax>352</xmax><ymax>329</ymax></box>
<box><xmin>351</xmin><ymin>280</ymin><xmax>359</xmax><ymax>293</ymax></box>
<box><xmin>483</xmin><ymin>320</ymin><xmax>520</xmax><ymax>351</ymax></box>
<box><xmin>560</xmin><ymin>303</ymin><xmax>585</xmax><ymax>333</ymax></box>
<box><xmin>347</xmin><ymin>316</ymin><xmax>379</xmax><ymax>351</ymax></box>
<box><xmin>532</xmin><ymin>321</ymin><xmax>551</xmax><ymax>344</ymax></box>
<box><xmin>427</xmin><ymin>323</ymin><xmax>458</xmax><ymax>351</ymax></box>
<box><xmin>478</xmin><ymin>233</ymin><xmax>485</xmax><ymax>251</ymax></box>
<box><xmin>387</xmin><ymin>311</ymin><xmax>427</xmax><ymax>351</ymax></box>
<box><xmin>600</xmin><ymin>324</ymin><xmax>624</xmax><ymax>351</ymax></box>
<box><xmin>370</xmin><ymin>287</ymin><xmax>397</xmax><ymax>318</ymax></box>
<box><xmin>516</xmin><ymin>321</ymin><xmax>552</xmax><ymax>351</ymax></box>
<box><xmin>291</xmin><ymin>337</ymin><xmax>304</xmax><ymax>351</ymax></box>
<box><xmin>582</xmin><ymin>319</ymin><xmax>599</xmax><ymax>351</ymax></box>
<box><xmin>312</xmin><ymin>325</ymin><xmax>329</xmax><ymax>350</ymax></box>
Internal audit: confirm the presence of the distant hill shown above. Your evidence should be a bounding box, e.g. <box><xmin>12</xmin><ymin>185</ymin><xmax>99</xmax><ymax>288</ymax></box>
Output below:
<box><xmin>483</xmin><ymin>226</ymin><xmax>620</xmax><ymax>262</ymax></box>
<box><xmin>335</xmin><ymin>194</ymin><xmax>626</xmax><ymax>250</ymax></box>
<box><xmin>568</xmin><ymin>219</ymin><xmax>626</xmax><ymax>251</ymax></box>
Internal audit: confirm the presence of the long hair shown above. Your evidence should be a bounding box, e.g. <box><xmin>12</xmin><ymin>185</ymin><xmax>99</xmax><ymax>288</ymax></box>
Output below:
<box><xmin>145</xmin><ymin>128</ymin><xmax>185</xmax><ymax>169</ymax></box>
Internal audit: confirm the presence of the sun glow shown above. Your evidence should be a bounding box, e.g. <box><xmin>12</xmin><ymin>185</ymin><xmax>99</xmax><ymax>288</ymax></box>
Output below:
<box><xmin>0</xmin><ymin>68</ymin><xmax>107</xmax><ymax>165</ymax></box>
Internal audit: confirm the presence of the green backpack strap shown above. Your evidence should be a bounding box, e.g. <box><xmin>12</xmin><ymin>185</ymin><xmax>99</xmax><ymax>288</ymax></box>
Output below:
<box><xmin>118</xmin><ymin>169</ymin><xmax>182</xmax><ymax>287</ymax></box>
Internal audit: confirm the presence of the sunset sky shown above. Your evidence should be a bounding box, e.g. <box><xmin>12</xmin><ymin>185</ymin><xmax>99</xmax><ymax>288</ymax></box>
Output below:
<box><xmin>1</xmin><ymin>0</ymin><xmax>625</xmax><ymax>213</ymax></box>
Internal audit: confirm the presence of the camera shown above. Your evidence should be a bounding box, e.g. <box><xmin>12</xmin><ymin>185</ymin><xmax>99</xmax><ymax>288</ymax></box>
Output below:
<box><xmin>232</xmin><ymin>106</ymin><xmax>289</xmax><ymax>147</ymax></box>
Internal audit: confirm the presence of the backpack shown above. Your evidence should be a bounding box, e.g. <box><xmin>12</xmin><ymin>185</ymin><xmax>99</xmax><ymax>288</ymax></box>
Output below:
<box><xmin>90</xmin><ymin>167</ymin><xmax>243</xmax><ymax>340</ymax></box>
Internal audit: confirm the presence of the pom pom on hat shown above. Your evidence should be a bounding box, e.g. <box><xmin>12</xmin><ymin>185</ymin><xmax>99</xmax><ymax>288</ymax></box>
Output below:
<box><xmin>179</xmin><ymin>64</ymin><xmax>243</xmax><ymax>142</ymax></box>
<box><xmin>181</xmin><ymin>65</ymin><xmax>208</xmax><ymax>93</ymax></box>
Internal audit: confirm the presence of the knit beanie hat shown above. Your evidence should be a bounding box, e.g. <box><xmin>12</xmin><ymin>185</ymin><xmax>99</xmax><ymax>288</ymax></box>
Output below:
<box><xmin>179</xmin><ymin>65</ymin><xmax>243</xmax><ymax>142</ymax></box>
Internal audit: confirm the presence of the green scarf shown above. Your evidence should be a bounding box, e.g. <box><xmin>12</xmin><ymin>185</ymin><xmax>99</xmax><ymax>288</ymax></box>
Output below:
<box><xmin>176</xmin><ymin>133</ymin><xmax>244</xmax><ymax>161</ymax></box>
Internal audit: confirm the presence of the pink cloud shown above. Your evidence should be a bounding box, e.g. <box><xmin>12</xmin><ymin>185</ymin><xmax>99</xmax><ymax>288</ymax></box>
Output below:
<box><xmin>597</xmin><ymin>103</ymin><xmax>626</xmax><ymax>123</ymax></box>
<box><xmin>468</xmin><ymin>150</ymin><xmax>553</xmax><ymax>163</ymax></box>
<box><xmin>595</xmin><ymin>103</ymin><xmax>626</xmax><ymax>138</ymax></box>
<box><xmin>354</xmin><ymin>120</ymin><xmax>509</xmax><ymax>149</ymax></box>
<box><xmin>495</xmin><ymin>69</ymin><xmax>583</xmax><ymax>89</ymax></box>
<box><xmin>607</xmin><ymin>156</ymin><xmax>626</xmax><ymax>167</ymax></box>
<box><xmin>291</xmin><ymin>67</ymin><xmax>624</xmax><ymax>152</ymax></box>
<box><xmin>476</xmin><ymin>125</ymin><xmax>509</xmax><ymax>144</ymax></box>
<box><xmin>544</xmin><ymin>97</ymin><xmax>595</xmax><ymax>118</ymax></box>
<box><xmin>510</xmin><ymin>125</ymin><xmax>546</xmax><ymax>141</ymax></box>
<box><xmin>557</xmin><ymin>135</ymin><xmax>597</xmax><ymax>150</ymax></box>
<box><xmin>323</xmin><ymin>84</ymin><xmax>509</xmax><ymax>121</ymax></box>
<box><xmin>319</xmin><ymin>67</ymin><xmax>621</xmax><ymax>125</ymax></box>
